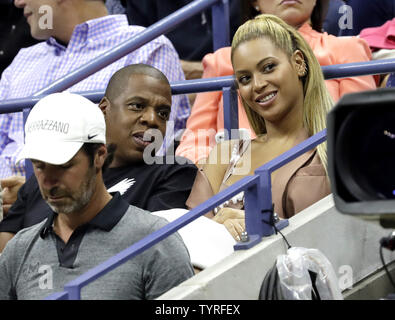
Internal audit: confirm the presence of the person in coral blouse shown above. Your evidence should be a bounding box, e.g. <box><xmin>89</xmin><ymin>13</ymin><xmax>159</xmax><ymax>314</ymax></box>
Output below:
<box><xmin>176</xmin><ymin>0</ymin><xmax>377</xmax><ymax>164</ymax></box>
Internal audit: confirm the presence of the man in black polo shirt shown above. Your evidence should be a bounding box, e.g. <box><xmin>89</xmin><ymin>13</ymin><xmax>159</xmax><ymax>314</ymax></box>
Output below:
<box><xmin>0</xmin><ymin>92</ymin><xmax>193</xmax><ymax>299</ymax></box>
<box><xmin>0</xmin><ymin>64</ymin><xmax>197</xmax><ymax>251</ymax></box>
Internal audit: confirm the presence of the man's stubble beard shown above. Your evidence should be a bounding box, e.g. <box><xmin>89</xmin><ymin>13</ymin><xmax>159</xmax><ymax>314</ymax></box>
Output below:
<box><xmin>45</xmin><ymin>167</ymin><xmax>97</xmax><ymax>215</ymax></box>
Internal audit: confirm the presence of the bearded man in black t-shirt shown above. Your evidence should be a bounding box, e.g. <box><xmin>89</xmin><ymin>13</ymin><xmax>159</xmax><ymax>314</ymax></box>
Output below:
<box><xmin>0</xmin><ymin>64</ymin><xmax>197</xmax><ymax>251</ymax></box>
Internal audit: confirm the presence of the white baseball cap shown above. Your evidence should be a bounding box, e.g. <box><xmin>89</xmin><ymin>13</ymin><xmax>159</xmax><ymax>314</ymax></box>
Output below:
<box><xmin>17</xmin><ymin>92</ymin><xmax>106</xmax><ymax>165</ymax></box>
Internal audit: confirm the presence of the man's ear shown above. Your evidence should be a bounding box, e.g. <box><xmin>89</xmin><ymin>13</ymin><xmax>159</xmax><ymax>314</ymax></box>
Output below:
<box><xmin>95</xmin><ymin>144</ymin><xmax>108</xmax><ymax>171</ymax></box>
<box><xmin>98</xmin><ymin>97</ymin><xmax>109</xmax><ymax>116</ymax></box>
<box><xmin>251</xmin><ymin>0</ymin><xmax>260</xmax><ymax>11</ymax></box>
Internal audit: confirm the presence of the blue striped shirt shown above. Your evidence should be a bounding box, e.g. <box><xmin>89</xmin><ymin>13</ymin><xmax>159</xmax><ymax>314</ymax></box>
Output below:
<box><xmin>0</xmin><ymin>14</ymin><xmax>190</xmax><ymax>178</ymax></box>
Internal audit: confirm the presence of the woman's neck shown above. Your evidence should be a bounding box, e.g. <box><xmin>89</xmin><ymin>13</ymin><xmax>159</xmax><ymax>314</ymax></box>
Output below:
<box><xmin>264</xmin><ymin>101</ymin><xmax>305</xmax><ymax>143</ymax></box>
<box><xmin>294</xmin><ymin>18</ymin><xmax>312</xmax><ymax>30</ymax></box>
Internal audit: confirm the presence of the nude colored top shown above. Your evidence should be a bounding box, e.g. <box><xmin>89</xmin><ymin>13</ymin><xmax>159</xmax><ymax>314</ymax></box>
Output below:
<box><xmin>176</xmin><ymin>23</ymin><xmax>377</xmax><ymax>163</ymax></box>
<box><xmin>186</xmin><ymin>129</ymin><xmax>331</xmax><ymax>219</ymax></box>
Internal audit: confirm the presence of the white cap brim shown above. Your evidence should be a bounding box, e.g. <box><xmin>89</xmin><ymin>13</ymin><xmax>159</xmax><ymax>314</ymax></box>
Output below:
<box><xmin>16</xmin><ymin>140</ymin><xmax>84</xmax><ymax>165</ymax></box>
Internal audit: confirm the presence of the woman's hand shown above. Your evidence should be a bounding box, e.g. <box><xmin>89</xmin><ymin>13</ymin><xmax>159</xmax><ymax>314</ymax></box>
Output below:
<box><xmin>213</xmin><ymin>207</ymin><xmax>245</xmax><ymax>241</ymax></box>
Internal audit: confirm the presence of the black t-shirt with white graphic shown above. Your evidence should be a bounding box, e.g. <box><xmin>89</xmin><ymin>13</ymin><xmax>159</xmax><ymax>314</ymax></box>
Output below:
<box><xmin>0</xmin><ymin>157</ymin><xmax>197</xmax><ymax>234</ymax></box>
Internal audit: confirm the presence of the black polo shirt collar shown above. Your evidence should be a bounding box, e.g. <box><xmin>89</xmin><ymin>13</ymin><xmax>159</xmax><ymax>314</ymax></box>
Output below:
<box><xmin>39</xmin><ymin>192</ymin><xmax>130</xmax><ymax>268</ymax></box>
<box><xmin>39</xmin><ymin>192</ymin><xmax>129</xmax><ymax>239</ymax></box>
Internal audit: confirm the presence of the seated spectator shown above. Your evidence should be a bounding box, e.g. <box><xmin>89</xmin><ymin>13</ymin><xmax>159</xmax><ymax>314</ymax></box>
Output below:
<box><xmin>0</xmin><ymin>64</ymin><xmax>197</xmax><ymax>252</ymax></box>
<box><xmin>0</xmin><ymin>92</ymin><xmax>194</xmax><ymax>300</ymax></box>
<box><xmin>0</xmin><ymin>0</ymin><xmax>190</xmax><ymax>179</ymax></box>
<box><xmin>186</xmin><ymin>14</ymin><xmax>333</xmax><ymax>241</ymax></box>
<box><xmin>339</xmin><ymin>0</ymin><xmax>395</xmax><ymax>37</ymax></box>
<box><xmin>176</xmin><ymin>0</ymin><xmax>377</xmax><ymax>164</ymax></box>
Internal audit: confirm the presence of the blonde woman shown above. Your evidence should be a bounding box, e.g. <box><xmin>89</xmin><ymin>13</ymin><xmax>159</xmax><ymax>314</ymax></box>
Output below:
<box><xmin>176</xmin><ymin>0</ymin><xmax>376</xmax><ymax>164</ymax></box>
<box><xmin>187</xmin><ymin>14</ymin><xmax>333</xmax><ymax>241</ymax></box>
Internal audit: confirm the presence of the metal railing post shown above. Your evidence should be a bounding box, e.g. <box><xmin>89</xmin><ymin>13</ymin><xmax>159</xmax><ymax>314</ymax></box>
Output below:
<box><xmin>234</xmin><ymin>170</ymin><xmax>272</xmax><ymax>250</ymax></box>
<box><xmin>222</xmin><ymin>85</ymin><xmax>239</xmax><ymax>140</ymax></box>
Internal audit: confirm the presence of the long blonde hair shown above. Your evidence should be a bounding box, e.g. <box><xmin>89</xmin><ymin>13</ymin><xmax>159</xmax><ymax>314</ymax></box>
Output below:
<box><xmin>231</xmin><ymin>14</ymin><xmax>333</xmax><ymax>170</ymax></box>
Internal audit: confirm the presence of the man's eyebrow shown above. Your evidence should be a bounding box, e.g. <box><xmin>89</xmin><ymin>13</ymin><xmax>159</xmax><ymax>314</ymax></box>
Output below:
<box><xmin>126</xmin><ymin>96</ymin><xmax>148</xmax><ymax>103</ymax></box>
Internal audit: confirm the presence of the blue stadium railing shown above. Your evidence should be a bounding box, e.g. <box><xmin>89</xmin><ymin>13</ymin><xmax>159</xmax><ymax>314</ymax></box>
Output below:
<box><xmin>2</xmin><ymin>59</ymin><xmax>395</xmax><ymax>125</ymax></box>
<box><xmin>0</xmin><ymin>0</ymin><xmax>395</xmax><ymax>300</ymax></box>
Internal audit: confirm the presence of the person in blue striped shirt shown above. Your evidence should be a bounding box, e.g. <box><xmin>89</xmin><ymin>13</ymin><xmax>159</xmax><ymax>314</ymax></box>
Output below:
<box><xmin>0</xmin><ymin>0</ymin><xmax>190</xmax><ymax>179</ymax></box>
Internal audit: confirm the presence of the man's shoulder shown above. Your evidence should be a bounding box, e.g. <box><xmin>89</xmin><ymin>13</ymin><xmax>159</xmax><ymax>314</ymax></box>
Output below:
<box><xmin>117</xmin><ymin>23</ymin><xmax>145</xmax><ymax>36</ymax></box>
<box><xmin>10</xmin><ymin>41</ymin><xmax>48</xmax><ymax>60</ymax></box>
<box><xmin>106</xmin><ymin>157</ymin><xmax>196</xmax><ymax>176</ymax></box>
<box><xmin>142</xmin><ymin>156</ymin><xmax>197</xmax><ymax>180</ymax></box>
<box><xmin>112</xmin><ymin>157</ymin><xmax>196</xmax><ymax>180</ymax></box>
<box><xmin>120</xmin><ymin>204</ymin><xmax>169</xmax><ymax>235</ymax></box>
<box><xmin>118</xmin><ymin>23</ymin><xmax>174</xmax><ymax>48</ymax></box>
<box><xmin>13</xmin><ymin>220</ymin><xmax>46</xmax><ymax>239</ymax></box>
<box><xmin>120</xmin><ymin>205</ymin><xmax>189</xmax><ymax>257</ymax></box>
<box><xmin>3</xmin><ymin>219</ymin><xmax>47</xmax><ymax>252</ymax></box>
<box><xmin>123</xmin><ymin>204</ymin><xmax>165</xmax><ymax>224</ymax></box>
